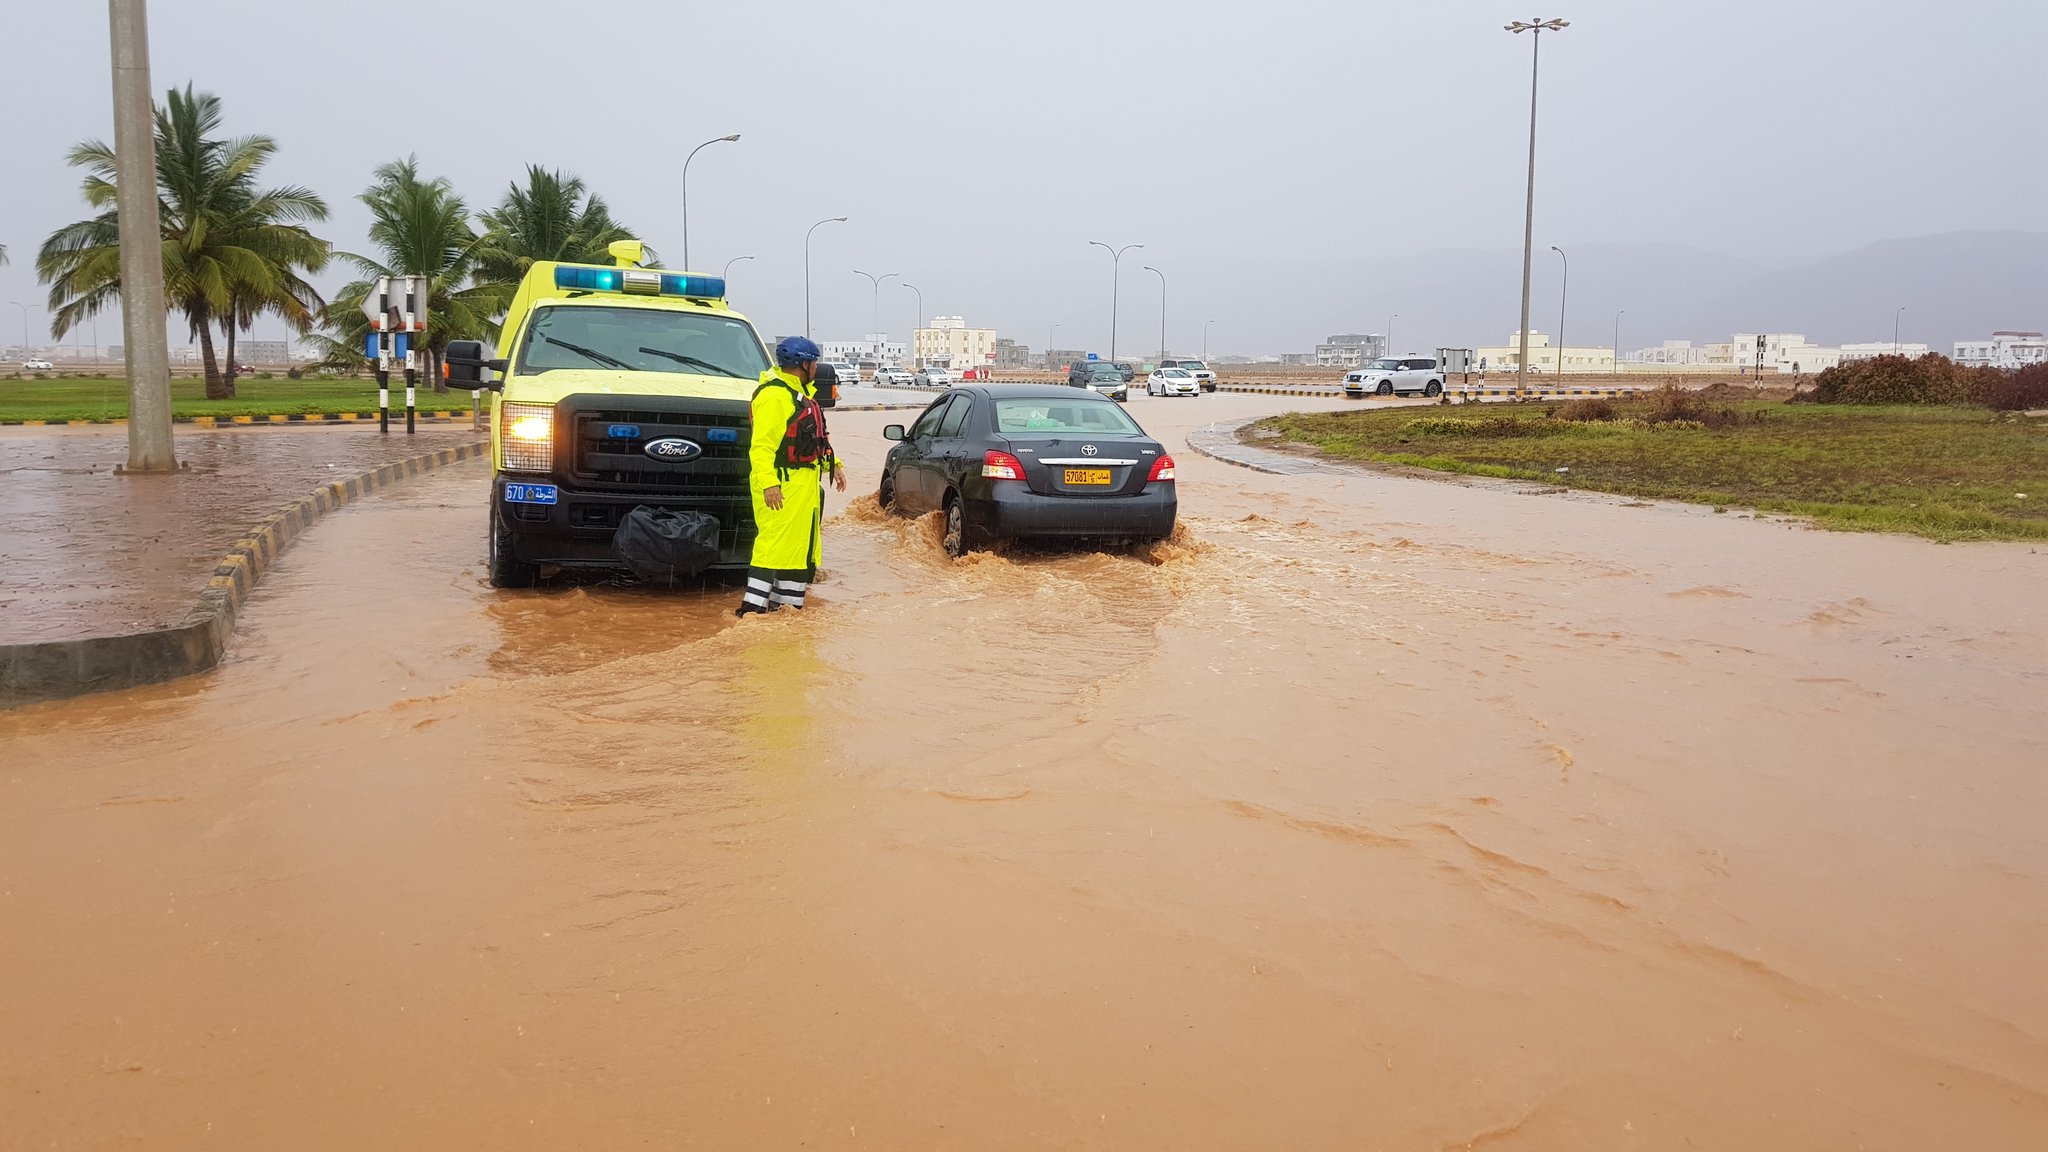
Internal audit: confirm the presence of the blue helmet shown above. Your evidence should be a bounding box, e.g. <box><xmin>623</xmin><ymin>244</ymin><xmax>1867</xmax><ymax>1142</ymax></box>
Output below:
<box><xmin>774</xmin><ymin>336</ymin><xmax>822</xmax><ymax>368</ymax></box>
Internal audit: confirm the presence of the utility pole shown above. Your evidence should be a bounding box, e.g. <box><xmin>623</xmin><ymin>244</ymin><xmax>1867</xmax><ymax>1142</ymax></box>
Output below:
<box><xmin>1613</xmin><ymin>308</ymin><xmax>1624</xmax><ymax>378</ymax></box>
<box><xmin>109</xmin><ymin>0</ymin><xmax>175</xmax><ymax>470</ymax></box>
<box><xmin>1551</xmin><ymin>245</ymin><xmax>1568</xmax><ymax>375</ymax></box>
<box><xmin>1507</xmin><ymin>17</ymin><xmax>1568</xmax><ymax>398</ymax></box>
<box><xmin>1204</xmin><ymin>319</ymin><xmax>1214</xmax><ymax>360</ymax></box>
<box><xmin>1089</xmin><ymin>240</ymin><xmax>1143</xmax><ymax>362</ymax></box>
<box><xmin>680</xmin><ymin>133</ymin><xmax>740</xmax><ymax>271</ymax></box>
<box><xmin>1894</xmin><ymin>306</ymin><xmax>1905</xmax><ymax>354</ymax></box>
<box><xmin>804</xmin><ymin>216</ymin><xmax>846</xmax><ymax>339</ymax></box>
<box><xmin>1387</xmin><ymin>314</ymin><xmax>1399</xmax><ymax>358</ymax></box>
<box><xmin>1143</xmin><ymin>266</ymin><xmax>1166</xmax><ymax>361</ymax></box>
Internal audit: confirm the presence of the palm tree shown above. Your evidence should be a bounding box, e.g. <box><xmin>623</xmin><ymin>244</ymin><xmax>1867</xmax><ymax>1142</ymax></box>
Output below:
<box><xmin>327</xmin><ymin>157</ymin><xmax>500</xmax><ymax>392</ymax></box>
<box><xmin>474</xmin><ymin>165</ymin><xmax>645</xmax><ymax>287</ymax></box>
<box><xmin>36</xmin><ymin>85</ymin><xmax>328</xmax><ymax>398</ymax></box>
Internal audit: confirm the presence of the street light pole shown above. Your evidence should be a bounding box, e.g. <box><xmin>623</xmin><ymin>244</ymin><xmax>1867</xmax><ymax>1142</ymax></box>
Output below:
<box><xmin>1048</xmin><ymin>322</ymin><xmax>1059</xmax><ymax>368</ymax></box>
<box><xmin>852</xmin><ymin>269</ymin><xmax>897</xmax><ymax>361</ymax></box>
<box><xmin>1613</xmin><ymin>308</ymin><xmax>1624</xmax><ymax>378</ymax></box>
<box><xmin>901</xmin><ymin>283</ymin><xmax>923</xmax><ymax>366</ymax></box>
<box><xmin>1551</xmin><ymin>244</ymin><xmax>1568</xmax><ymax>375</ymax></box>
<box><xmin>109</xmin><ymin>0</ymin><xmax>175</xmax><ymax>470</ymax></box>
<box><xmin>9</xmin><ymin>302</ymin><xmax>27</xmax><ymax>356</ymax></box>
<box><xmin>1143</xmin><ymin>266</ymin><xmax>1166</xmax><ymax>361</ymax></box>
<box><xmin>1387</xmin><ymin>314</ymin><xmax>1399</xmax><ymax>358</ymax></box>
<box><xmin>1507</xmin><ymin>17</ymin><xmax>1569</xmax><ymax>396</ymax></box>
<box><xmin>1088</xmin><ymin>240</ymin><xmax>1143</xmax><ymax>362</ymax></box>
<box><xmin>804</xmin><ymin>216</ymin><xmax>847</xmax><ymax>339</ymax></box>
<box><xmin>721</xmin><ymin>254</ymin><xmax>754</xmax><ymax>285</ymax></box>
<box><xmin>1894</xmin><ymin>305</ymin><xmax>1905</xmax><ymax>354</ymax></box>
<box><xmin>680</xmin><ymin>133</ymin><xmax>740</xmax><ymax>270</ymax></box>
<box><xmin>1204</xmin><ymin>319</ymin><xmax>1214</xmax><ymax>360</ymax></box>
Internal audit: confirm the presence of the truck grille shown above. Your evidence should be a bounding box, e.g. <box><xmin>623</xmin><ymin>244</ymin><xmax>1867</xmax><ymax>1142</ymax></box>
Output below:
<box><xmin>567</xmin><ymin>399</ymin><xmax>752</xmax><ymax>491</ymax></box>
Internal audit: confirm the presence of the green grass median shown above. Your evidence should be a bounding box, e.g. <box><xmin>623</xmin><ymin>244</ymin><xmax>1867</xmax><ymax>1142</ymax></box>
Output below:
<box><xmin>0</xmin><ymin>375</ymin><xmax>481</xmax><ymax>423</ymax></box>
<box><xmin>1259</xmin><ymin>399</ymin><xmax>2048</xmax><ymax>542</ymax></box>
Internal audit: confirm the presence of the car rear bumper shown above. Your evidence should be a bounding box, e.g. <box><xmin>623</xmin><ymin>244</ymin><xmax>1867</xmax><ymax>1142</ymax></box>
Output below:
<box><xmin>967</xmin><ymin>484</ymin><xmax>1177</xmax><ymax>540</ymax></box>
<box><xmin>493</xmin><ymin>475</ymin><xmax>755</xmax><ymax>570</ymax></box>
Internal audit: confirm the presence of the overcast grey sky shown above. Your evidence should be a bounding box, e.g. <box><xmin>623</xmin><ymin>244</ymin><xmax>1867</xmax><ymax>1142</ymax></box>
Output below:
<box><xmin>0</xmin><ymin>0</ymin><xmax>2041</xmax><ymax>357</ymax></box>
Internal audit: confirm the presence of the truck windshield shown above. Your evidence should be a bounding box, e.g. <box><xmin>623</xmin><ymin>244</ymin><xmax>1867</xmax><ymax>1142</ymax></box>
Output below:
<box><xmin>517</xmin><ymin>305</ymin><xmax>770</xmax><ymax>379</ymax></box>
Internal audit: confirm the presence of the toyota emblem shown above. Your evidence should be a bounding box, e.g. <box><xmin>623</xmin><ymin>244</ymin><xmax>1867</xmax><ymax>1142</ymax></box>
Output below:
<box><xmin>1081</xmin><ymin>444</ymin><xmax>1098</xmax><ymax>456</ymax></box>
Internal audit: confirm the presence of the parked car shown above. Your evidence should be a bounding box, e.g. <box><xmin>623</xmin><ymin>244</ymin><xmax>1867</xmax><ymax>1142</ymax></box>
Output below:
<box><xmin>1344</xmin><ymin>355</ymin><xmax>1445</xmax><ymax>398</ymax></box>
<box><xmin>824</xmin><ymin>359</ymin><xmax>861</xmax><ymax>384</ymax></box>
<box><xmin>1155</xmin><ymin>357</ymin><xmax>1217</xmax><ymax>391</ymax></box>
<box><xmin>914</xmin><ymin>365</ymin><xmax>955</xmax><ymax>388</ymax></box>
<box><xmin>873</xmin><ymin>364</ymin><xmax>915</xmax><ymax>386</ymax></box>
<box><xmin>879</xmin><ymin>385</ymin><xmax>1177</xmax><ymax>557</ymax></box>
<box><xmin>1073</xmin><ymin>362</ymin><xmax>1128</xmax><ymax>402</ymax></box>
<box><xmin>21</xmin><ymin>358</ymin><xmax>55</xmax><ymax>371</ymax></box>
<box><xmin>1146</xmin><ymin>367</ymin><xmax>1202</xmax><ymax>397</ymax></box>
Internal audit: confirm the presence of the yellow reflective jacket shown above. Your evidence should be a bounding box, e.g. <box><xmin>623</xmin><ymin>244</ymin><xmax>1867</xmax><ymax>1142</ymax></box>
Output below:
<box><xmin>748</xmin><ymin>366</ymin><xmax>819</xmax><ymax>495</ymax></box>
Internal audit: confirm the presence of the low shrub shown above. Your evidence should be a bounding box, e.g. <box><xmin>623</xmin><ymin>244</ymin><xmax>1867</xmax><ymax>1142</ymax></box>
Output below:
<box><xmin>1403</xmin><ymin>415</ymin><xmax>1535</xmax><ymax>438</ymax></box>
<box><xmin>285</xmin><ymin>367</ymin><xmax>303</xmax><ymax>380</ymax></box>
<box><xmin>1552</xmin><ymin>397</ymin><xmax>1617</xmax><ymax>422</ymax></box>
<box><xmin>1804</xmin><ymin>353</ymin><xmax>2008</xmax><ymax>406</ymax></box>
<box><xmin>1974</xmin><ymin>362</ymin><xmax>2048</xmax><ymax>412</ymax></box>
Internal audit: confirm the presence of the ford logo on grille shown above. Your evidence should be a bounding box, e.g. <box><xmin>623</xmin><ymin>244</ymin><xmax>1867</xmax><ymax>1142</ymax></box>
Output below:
<box><xmin>642</xmin><ymin>437</ymin><xmax>702</xmax><ymax>462</ymax></box>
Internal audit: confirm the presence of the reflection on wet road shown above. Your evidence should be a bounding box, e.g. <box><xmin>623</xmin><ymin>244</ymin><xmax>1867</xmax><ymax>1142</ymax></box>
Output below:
<box><xmin>3</xmin><ymin>394</ymin><xmax>2043</xmax><ymax>1150</ymax></box>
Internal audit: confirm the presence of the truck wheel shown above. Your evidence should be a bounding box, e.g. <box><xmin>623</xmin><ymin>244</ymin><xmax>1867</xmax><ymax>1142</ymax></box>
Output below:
<box><xmin>488</xmin><ymin>503</ymin><xmax>539</xmax><ymax>588</ymax></box>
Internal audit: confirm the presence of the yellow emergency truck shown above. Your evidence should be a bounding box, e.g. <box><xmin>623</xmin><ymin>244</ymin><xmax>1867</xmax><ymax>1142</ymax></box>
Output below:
<box><xmin>445</xmin><ymin>241</ymin><xmax>775</xmax><ymax>587</ymax></box>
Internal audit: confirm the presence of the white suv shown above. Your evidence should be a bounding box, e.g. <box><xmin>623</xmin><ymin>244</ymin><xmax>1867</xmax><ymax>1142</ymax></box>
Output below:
<box><xmin>21</xmin><ymin>358</ymin><xmax>55</xmax><ymax>371</ymax></box>
<box><xmin>1344</xmin><ymin>356</ymin><xmax>1444</xmax><ymax>398</ymax></box>
<box><xmin>1155</xmin><ymin>357</ymin><xmax>1216</xmax><ymax>392</ymax></box>
<box><xmin>824</xmin><ymin>360</ymin><xmax>861</xmax><ymax>384</ymax></box>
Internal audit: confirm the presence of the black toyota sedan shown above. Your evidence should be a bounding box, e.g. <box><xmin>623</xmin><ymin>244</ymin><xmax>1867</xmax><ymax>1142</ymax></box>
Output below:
<box><xmin>880</xmin><ymin>385</ymin><xmax>1177</xmax><ymax>556</ymax></box>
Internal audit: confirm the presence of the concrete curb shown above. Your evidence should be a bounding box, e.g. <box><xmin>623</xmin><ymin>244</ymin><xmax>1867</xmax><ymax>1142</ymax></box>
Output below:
<box><xmin>1182</xmin><ymin>418</ymin><xmax>1338</xmax><ymax>477</ymax></box>
<box><xmin>0</xmin><ymin>442</ymin><xmax>489</xmax><ymax>708</ymax></box>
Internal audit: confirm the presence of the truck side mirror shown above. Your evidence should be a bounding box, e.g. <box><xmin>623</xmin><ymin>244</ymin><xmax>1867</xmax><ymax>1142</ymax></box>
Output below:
<box><xmin>445</xmin><ymin>339</ymin><xmax>507</xmax><ymax>390</ymax></box>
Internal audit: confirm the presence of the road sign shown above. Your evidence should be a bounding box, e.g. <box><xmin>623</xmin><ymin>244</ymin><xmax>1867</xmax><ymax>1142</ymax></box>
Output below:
<box><xmin>361</xmin><ymin>275</ymin><xmax>428</xmax><ymax>333</ymax></box>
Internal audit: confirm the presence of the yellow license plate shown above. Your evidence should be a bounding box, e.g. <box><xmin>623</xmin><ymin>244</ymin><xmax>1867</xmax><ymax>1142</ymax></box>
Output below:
<box><xmin>1063</xmin><ymin>468</ymin><xmax>1112</xmax><ymax>486</ymax></box>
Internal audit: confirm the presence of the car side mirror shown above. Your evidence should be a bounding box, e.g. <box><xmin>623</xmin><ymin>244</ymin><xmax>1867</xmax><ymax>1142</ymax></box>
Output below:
<box><xmin>445</xmin><ymin>339</ymin><xmax>507</xmax><ymax>391</ymax></box>
<box><xmin>883</xmin><ymin>424</ymin><xmax>907</xmax><ymax>441</ymax></box>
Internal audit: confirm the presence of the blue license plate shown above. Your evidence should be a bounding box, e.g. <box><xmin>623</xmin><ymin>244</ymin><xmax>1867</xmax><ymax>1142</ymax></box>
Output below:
<box><xmin>503</xmin><ymin>483</ymin><xmax>558</xmax><ymax>505</ymax></box>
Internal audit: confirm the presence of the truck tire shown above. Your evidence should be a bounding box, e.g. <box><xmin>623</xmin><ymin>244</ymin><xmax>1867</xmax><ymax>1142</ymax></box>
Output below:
<box><xmin>488</xmin><ymin>502</ymin><xmax>540</xmax><ymax>588</ymax></box>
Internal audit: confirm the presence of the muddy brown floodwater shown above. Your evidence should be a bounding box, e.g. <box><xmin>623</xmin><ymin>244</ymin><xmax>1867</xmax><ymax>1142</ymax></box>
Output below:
<box><xmin>2</xmin><ymin>394</ymin><xmax>2044</xmax><ymax>1150</ymax></box>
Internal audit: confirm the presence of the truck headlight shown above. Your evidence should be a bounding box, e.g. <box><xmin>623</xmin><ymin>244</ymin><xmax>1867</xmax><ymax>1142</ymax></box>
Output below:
<box><xmin>501</xmin><ymin>402</ymin><xmax>554</xmax><ymax>472</ymax></box>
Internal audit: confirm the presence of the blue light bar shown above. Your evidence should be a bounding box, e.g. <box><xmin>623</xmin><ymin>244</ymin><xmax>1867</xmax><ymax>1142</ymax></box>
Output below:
<box><xmin>660</xmin><ymin>273</ymin><xmax>725</xmax><ymax>298</ymax></box>
<box><xmin>555</xmin><ymin>266</ymin><xmax>620</xmax><ymax>292</ymax></box>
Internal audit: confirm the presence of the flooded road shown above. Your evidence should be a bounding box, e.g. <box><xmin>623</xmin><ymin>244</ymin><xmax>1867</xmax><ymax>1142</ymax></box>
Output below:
<box><xmin>3</xmin><ymin>393</ymin><xmax>2044</xmax><ymax>1149</ymax></box>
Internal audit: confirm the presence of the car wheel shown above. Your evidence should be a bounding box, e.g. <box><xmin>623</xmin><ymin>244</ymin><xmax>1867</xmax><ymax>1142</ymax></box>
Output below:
<box><xmin>942</xmin><ymin>494</ymin><xmax>972</xmax><ymax>558</ymax></box>
<box><xmin>487</xmin><ymin>501</ymin><xmax>539</xmax><ymax>589</ymax></box>
<box><xmin>1425</xmin><ymin>380</ymin><xmax>1442</xmax><ymax>397</ymax></box>
<box><xmin>1376</xmin><ymin>381</ymin><xmax>1394</xmax><ymax>396</ymax></box>
<box><xmin>878</xmin><ymin>471</ymin><xmax>897</xmax><ymax>512</ymax></box>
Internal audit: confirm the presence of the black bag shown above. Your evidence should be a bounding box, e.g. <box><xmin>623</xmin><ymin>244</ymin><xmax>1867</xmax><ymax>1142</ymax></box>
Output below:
<box><xmin>613</xmin><ymin>506</ymin><xmax>721</xmax><ymax>583</ymax></box>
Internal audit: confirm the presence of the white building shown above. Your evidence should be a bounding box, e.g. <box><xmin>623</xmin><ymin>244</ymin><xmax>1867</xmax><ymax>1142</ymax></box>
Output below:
<box><xmin>1314</xmin><ymin>333</ymin><xmax>1386</xmax><ymax>368</ymax></box>
<box><xmin>1472</xmin><ymin>331</ymin><xmax>1615</xmax><ymax>374</ymax></box>
<box><xmin>1840</xmin><ymin>341</ymin><xmax>1932</xmax><ymax>363</ymax></box>
<box><xmin>821</xmin><ymin>335</ymin><xmax>907</xmax><ymax>365</ymax></box>
<box><xmin>914</xmin><ymin>316</ymin><xmax>996</xmax><ymax>370</ymax></box>
<box><xmin>1954</xmin><ymin>331</ymin><xmax>2047</xmax><ymax>370</ymax></box>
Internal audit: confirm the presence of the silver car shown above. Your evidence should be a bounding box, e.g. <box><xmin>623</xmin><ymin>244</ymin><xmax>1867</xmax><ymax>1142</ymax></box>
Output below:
<box><xmin>1344</xmin><ymin>356</ymin><xmax>1444</xmax><ymax>398</ymax></box>
<box><xmin>873</xmin><ymin>365</ymin><xmax>915</xmax><ymax>386</ymax></box>
<box><xmin>914</xmin><ymin>366</ymin><xmax>955</xmax><ymax>388</ymax></box>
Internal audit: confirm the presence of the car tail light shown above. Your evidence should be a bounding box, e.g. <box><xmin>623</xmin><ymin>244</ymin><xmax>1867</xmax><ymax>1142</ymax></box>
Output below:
<box><xmin>981</xmin><ymin>450</ymin><xmax>1027</xmax><ymax>481</ymax></box>
<box><xmin>1148</xmin><ymin>454</ymin><xmax>1176</xmax><ymax>482</ymax></box>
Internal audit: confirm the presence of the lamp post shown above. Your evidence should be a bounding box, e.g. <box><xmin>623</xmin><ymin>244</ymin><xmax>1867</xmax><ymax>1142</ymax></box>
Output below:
<box><xmin>1894</xmin><ymin>305</ymin><xmax>1905</xmax><ymax>354</ymax></box>
<box><xmin>721</xmin><ymin>254</ymin><xmax>754</xmax><ymax>285</ymax></box>
<box><xmin>1203</xmin><ymin>319</ymin><xmax>1214</xmax><ymax>360</ymax></box>
<box><xmin>803</xmin><ymin>216</ymin><xmax>847</xmax><ymax>339</ymax></box>
<box><xmin>1048</xmin><ymin>322</ymin><xmax>1059</xmax><ymax>369</ymax></box>
<box><xmin>9</xmin><ymin>301</ymin><xmax>28</xmax><ymax>356</ymax></box>
<box><xmin>1550</xmin><ymin>245</ymin><xmax>1568</xmax><ymax>375</ymax></box>
<box><xmin>680</xmin><ymin>133</ymin><xmax>740</xmax><ymax>270</ymax></box>
<box><xmin>1507</xmin><ymin>17</ymin><xmax>1569</xmax><ymax>395</ymax></box>
<box><xmin>852</xmin><ymin>269</ymin><xmax>897</xmax><ymax>361</ymax></box>
<box><xmin>1387</xmin><ymin>314</ymin><xmax>1399</xmax><ymax>358</ymax></box>
<box><xmin>901</xmin><ymin>282</ymin><xmax>923</xmax><ymax>366</ymax></box>
<box><xmin>1612</xmin><ymin>308</ymin><xmax>1624</xmax><ymax>378</ymax></box>
<box><xmin>110</xmin><ymin>0</ymin><xmax>174</xmax><ymax>469</ymax></box>
<box><xmin>1088</xmin><ymin>240</ymin><xmax>1143</xmax><ymax>362</ymax></box>
<box><xmin>1142</xmin><ymin>265</ymin><xmax>1166</xmax><ymax>361</ymax></box>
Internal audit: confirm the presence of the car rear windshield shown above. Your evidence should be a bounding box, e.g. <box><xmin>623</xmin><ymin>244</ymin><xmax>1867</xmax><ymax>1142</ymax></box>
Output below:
<box><xmin>516</xmin><ymin>305</ymin><xmax>770</xmax><ymax>378</ymax></box>
<box><xmin>995</xmin><ymin>399</ymin><xmax>1143</xmax><ymax>436</ymax></box>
